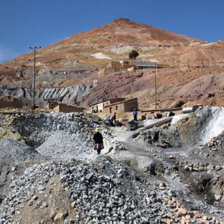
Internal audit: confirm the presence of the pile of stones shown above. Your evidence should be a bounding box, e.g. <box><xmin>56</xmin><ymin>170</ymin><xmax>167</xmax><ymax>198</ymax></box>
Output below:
<box><xmin>135</xmin><ymin>124</ymin><xmax>182</xmax><ymax>148</ymax></box>
<box><xmin>1</xmin><ymin>156</ymin><xmax>222</xmax><ymax>224</ymax></box>
<box><xmin>9</xmin><ymin>112</ymin><xmax>99</xmax><ymax>148</ymax></box>
<box><xmin>0</xmin><ymin>112</ymin><xmax>114</xmax><ymax>161</ymax></box>
<box><xmin>1</xmin><ymin>107</ymin><xmax>224</xmax><ymax>223</ymax></box>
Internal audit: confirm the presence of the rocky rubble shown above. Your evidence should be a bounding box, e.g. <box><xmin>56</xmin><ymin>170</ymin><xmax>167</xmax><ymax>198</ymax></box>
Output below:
<box><xmin>1</xmin><ymin>106</ymin><xmax>224</xmax><ymax>223</ymax></box>
<box><xmin>0</xmin><ymin>111</ymin><xmax>123</xmax><ymax>161</ymax></box>
<box><xmin>178</xmin><ymin>132</ymin><xmax>224</xmax><ymax>206</ymax></box>
<box><xmin>129</xmin><ymin>106</ymin><xmax>224</xmax><ymax>219</ymax></box>
<box><xmin>135</xmin><ymin>123</ymin><xmax>182</xmax><ymax>148</ymax></box>
<box><xmin>0</xmin><ymin>112</ymin><xmax>111</xmax><ymax>213</ymax></box>
<box><xmin>0</xmin><ymin>85</ymin><xmax>92</xmax><ymax>108</ymax></box>
<box><xmin>0</xmin><ymin>157</ymin><xmax>222</xmax><ymax>224</ymax></box>
<box><xmin>135</xmin><ymin>106</ymin><xmax>224</xmax><ymax>148</ymax></box>
<box><xmin>3</xmin><ymin>112</ymin><xmax>99</xmax><ymax>149</ymax></box>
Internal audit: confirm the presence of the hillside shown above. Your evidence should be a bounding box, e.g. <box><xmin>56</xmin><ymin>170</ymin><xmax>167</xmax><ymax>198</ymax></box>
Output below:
<box><xmin>0</xmin><ymin>18</ymin><xmax>224</xmax><ymax>109</ymax></box>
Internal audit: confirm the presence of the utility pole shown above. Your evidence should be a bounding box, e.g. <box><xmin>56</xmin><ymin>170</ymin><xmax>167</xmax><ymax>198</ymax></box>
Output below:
<box><xmin>154</xmin><ymin>64</ymin><xmax>158</xmax><ymax>110</ymax></box>
<box><xmin>30</xmin><ymin>46</ymin><xmax>41</xmax><ymax>110</ymax></box>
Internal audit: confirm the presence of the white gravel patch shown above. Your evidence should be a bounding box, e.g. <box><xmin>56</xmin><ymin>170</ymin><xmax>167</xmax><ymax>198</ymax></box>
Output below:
<box><xmin>171</xmin><ymin>114</ymin><xmax>188</xmax><ymax>125</ymax></box>
<box><xmin>91</xmin><ymin>52</ymin><xmax>111</xmax><ymax>59</ymax></box>
<box><xmin>36</xmin><ymin>131</ymin><xmax>94</xmax><ymax>161</ymax></box>
<box><xmin>110</xmin><ymin>46</ymin><xmax>134</xmax><ymax>54</ymax></box>
<box><xmin>0</xmin><ymin>138</ymin><xmax>45</xmax><ymax>164</ymax></box>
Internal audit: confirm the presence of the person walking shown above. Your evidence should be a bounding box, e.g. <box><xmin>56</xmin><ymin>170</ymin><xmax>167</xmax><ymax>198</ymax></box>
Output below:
<box><xmin>111</xmin><ymin>112</ymin><xmax>117</xmax><ymax>126</ymax></box>
<box><xmin>93</xmin><ymin>128</ymin><xmax>104</xmax><ymax>155</ymax></box>
<box><xmin>133</xmin><ymin>108</ymin><xmax>138</xmax><ymax>121</ymax></box>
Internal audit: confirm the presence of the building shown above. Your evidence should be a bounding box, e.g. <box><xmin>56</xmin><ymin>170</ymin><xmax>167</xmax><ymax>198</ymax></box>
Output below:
<box><xmin>52</xmin><ymin>103</ymin><xmax>85</xmax><ymax>113</ymax></box>
<box><xmin>0</xmin><ymin>96</ymin><xmax>23</xmax><ymax>109</ymax></box>
<box><xmin>47</xmin><ymin>101</ymin><xmax>59</xmax><ymax>109</ymax></box>
<box><xmin>129</xmin><ymin>61</ymin><xmax>158</xmax><ymax>69</ymax></box>
<box><xmin>110</xmin><ymin>60</ymin><xmax>159</xmax><ymax>70</ymax></box>
<box><xmin>103</xmin><ymin>98</ymin><xmax>138</xmax><ymax>114</ymax></box>
<box><xmin>88</xmin><ymin>98</ymin><xmax>125</xmax><ymax>113</ymax></box>
<box><xmin>109</xmin><ymin>61</ymin><xmax>126</xmax><ymax>69</ymax></box>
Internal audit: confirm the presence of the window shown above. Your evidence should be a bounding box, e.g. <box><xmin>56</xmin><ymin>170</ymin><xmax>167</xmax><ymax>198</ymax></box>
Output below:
<box><xmin>116</xmin><ymin>106</ymin><xmax>118</xmax><ymax>110</ymax></box>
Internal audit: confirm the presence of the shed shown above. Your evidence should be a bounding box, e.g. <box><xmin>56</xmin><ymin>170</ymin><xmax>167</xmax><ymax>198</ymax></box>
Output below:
<box><xmin>130</xmin><ymin>61</ymin><xmax>158</xmax><ymax>69</ymax></box>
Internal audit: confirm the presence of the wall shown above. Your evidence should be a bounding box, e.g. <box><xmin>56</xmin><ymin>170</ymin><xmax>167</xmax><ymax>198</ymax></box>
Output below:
<box><xmin>54</xmin><ymin>104</ymin><xmax>84</xmax><ymax>113</ymax></box>
<box><xmin>103</xmin><ymin>103</ymin><xmax>125</xmax><ymax>114</ymax></box>
<box><xmin>98</xmin><ymin>103</ymin><xmax>104</xmax><ymax>112</ymax></box>
<box><xmin>103</xmin><ymin>98</ymin><xmax>138</xmax><ymax>114</ymax></box>
<box><xmin>103</xmin><ymin>106</ymin><xmax>110</xmax><ymax>114</ymax></box>
<box><xmin>88</xmin><ymin>104</ymin><xmax>98</xmax><ymax>113</ymax></box>
<box><xmin>0</xmin><ymin>97</ymin><xmax>23</xmax><ymax>108</ymax></box>
<box><xmin>124</xmin><ymin>98</ymin><xmax>138</xmax><ymax>112</ymax></box>
<box><xmin>110</xmin><ymin>61</ymin><xmax>123</xmax><ymax>68</ymax></box>
<box><xmin>110</xmin><ymin>98</ymin><xmax>125</xmax><ymax>104</ymax></box>
<box><xmin>88</xmin><ymin>98</ymin><xmax>125</xmax><ymax>113</ymax></box>
<box><xmin>47</xmin><ymin>102</ymin><xmax>58</xmax><ymax>109</ymax></box>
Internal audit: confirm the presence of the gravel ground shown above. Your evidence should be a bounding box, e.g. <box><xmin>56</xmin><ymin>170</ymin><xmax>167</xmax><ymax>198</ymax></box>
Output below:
<box><xmin>1</xmin><ymin>107</ymin><xmax>224</xmax><ymax>223</ymax></box>
<box><xmin>1</xmin><ymin>157</ymin><xmax>221</xmax><ymax>224</ymax></box>
<box><xmin>0</xmin><ymin>138</ymin><xmax>45</xmax><ymax>164</ymax></box>
<box><xmin>36</xmin><ymin>131</ymin><xmax>94</xmax><ymax>161</ymax></box>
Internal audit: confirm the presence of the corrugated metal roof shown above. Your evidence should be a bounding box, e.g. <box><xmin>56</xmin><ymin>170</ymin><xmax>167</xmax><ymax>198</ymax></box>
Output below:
<box><xmin>130</xmin><ymin>61</ymin><xmax>158</xmax><ymax>67</ymax></box>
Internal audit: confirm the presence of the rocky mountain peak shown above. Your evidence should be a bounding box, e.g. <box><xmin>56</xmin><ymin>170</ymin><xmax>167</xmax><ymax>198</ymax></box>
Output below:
<box><xmin>0</xmin><ymin>18</ymin><xmax>224</xmax><ymax>109</ymax></box>
<box><xmin>112</xmin><ymin>18</ymin><xmax>131</xmax><ymax>24</ymax></box>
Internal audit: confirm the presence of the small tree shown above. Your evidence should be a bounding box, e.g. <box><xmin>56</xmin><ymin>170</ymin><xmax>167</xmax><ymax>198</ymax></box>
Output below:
<box><xmin>129</xmin><ymin>50</ymin><xmax>139</xmax><ymax>60</ymax></box>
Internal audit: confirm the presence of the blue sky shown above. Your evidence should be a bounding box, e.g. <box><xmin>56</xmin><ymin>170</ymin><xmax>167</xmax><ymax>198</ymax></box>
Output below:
<box><xmin>0</xmin><ymin>0</ymin><xmax>224</xmax><ymax>63</ymax></box>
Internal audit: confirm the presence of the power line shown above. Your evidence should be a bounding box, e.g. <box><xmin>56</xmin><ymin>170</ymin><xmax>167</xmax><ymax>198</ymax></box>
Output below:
<box><xmin>30</xmin><ymin>46</ymin><xmax>41</xmax><ymax>110</ymax></box>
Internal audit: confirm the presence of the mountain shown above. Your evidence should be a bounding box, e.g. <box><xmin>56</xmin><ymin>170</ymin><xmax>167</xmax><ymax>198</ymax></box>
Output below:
<box><xmin>1</xmin><ymin>18</ymin><xmax>224</xmax><ymax>109</ymax></box>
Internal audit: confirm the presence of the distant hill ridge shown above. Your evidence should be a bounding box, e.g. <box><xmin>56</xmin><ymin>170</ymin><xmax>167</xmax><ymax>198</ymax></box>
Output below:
<box><xmin>1</xmin><ymin>18</ymin><xmax>224</xmax><ymax>109</ymax></box>
<box><xmin>1</xmin><ymin>18</ymin><xmax>222</xmax><ymax>70</ymax></box>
